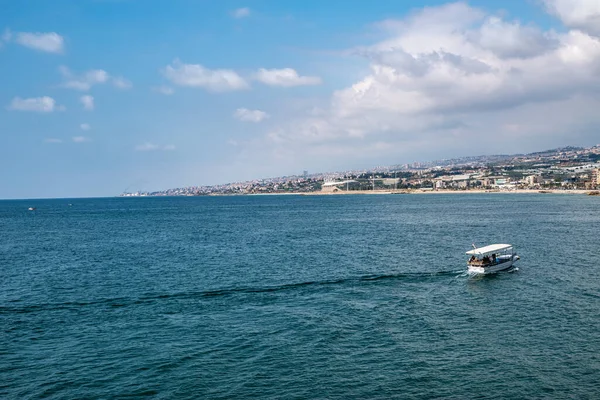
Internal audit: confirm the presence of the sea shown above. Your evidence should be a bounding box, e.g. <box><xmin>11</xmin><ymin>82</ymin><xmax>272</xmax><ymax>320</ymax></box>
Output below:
<box><xmin>1</xmin><ymin>194</ymin><xmax>599</xmax><ymax>399</ymax></box>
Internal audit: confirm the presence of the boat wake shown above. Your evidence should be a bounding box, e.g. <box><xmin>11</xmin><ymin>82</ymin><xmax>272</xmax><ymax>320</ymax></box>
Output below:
<box><xmin>203</xmin><ymin>271</ymin><xmax>463</xmax><ymax>296</ymax></box>
<box><xmin>0</xmin><ymin>270</ymin><xmax>465</xmax><ymax>314</ymax></box>
<box><xmin>178</xmin><ymin>270</ymin><xmax>465</xmax><ymax>299</ymax></box>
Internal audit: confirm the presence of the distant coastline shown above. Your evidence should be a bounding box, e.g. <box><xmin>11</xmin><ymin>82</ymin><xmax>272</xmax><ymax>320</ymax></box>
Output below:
<box><xmin>298</xmin><ymin>189</ymin><xmax>597</xmax><ymax>196</ymax></box>
<box><xmin>119</xmin><ymin>188</ymin><xmax>600</xmax><ymax>198</ymax></box>
<box><xmin>120</xmin><ymin>144</ymin><xmax>600</xmax><ymax>198</ymax></box>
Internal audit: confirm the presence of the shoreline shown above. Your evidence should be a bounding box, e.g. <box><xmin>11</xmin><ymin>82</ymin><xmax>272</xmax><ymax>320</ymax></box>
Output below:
<box><xmin>300</xmin><ymin>189</ymin><xmax>598</xmax><ymax>196</ymax></box>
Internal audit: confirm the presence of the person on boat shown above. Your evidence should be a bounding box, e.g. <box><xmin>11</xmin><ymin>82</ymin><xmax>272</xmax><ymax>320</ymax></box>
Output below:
<box><xmin>492</xmin><ymin>254</ymin><xmax>497</xmax><ymax>264</ymax></box>
<box><xmin>469</xmin><ymin>255</ymin><xmax>476</xmax><ymax>263</ymax></box>
<box><xmin>482</xmin><ymin>255</ymin><xmax>490</xmax><ymax>264</ymax></box>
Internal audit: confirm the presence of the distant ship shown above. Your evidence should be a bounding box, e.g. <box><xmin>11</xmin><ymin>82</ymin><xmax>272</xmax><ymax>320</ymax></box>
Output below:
<box><xmin>28</xmin><ymin>207</ymin><xmax>36</xmax><ymax>211</ymax></box>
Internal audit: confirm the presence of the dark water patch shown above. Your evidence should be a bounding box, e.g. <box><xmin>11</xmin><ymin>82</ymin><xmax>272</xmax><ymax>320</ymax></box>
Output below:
<box><xmin>199</xmin><ymin>270</ymin><xmax>463</xmax><ymax>297</ymax></box>
<box><xmin>0</xmin><ymin>270</ymin><xmax>464</xmax><ymax>315</ymax></box>
<box><xmin>0</xmin><ymin>297</ymin><xmax>132</xmax><ymax>314</ymax></box>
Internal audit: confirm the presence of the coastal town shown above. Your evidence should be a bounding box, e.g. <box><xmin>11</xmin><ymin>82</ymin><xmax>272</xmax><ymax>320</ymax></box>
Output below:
<box><xmin>121</xmin><ymin>145</ymin><xmax>600</xmax><ymax>196</ymax></box>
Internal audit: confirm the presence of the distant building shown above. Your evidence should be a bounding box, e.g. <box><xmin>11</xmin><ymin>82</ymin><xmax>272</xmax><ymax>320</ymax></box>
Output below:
<box><xmin>592</xmin><ymin>169</ymin><xmax>600</xmax><ymax>186</ymax></box>
<box><xmin>456</xmin><ymin>180</ymin><xmax>469</xmax><ymax>189</ymax></box>
<box><xmin>451</xmin><ymin>174</ymin><xmax>471</xmax><ymax>182</ymax></box>
<box><xmin>482</xmin><ymin>176</ymin><xmax>504</xmax><ymax>187</ymax></box>
<box><xmin>382</xmin><ymin>178</ymin><xmax>400</xmax><ymax>186</ymax></box>
<box><xmin>433</xmin><ymin>174</ymin><xmax>471</xmax><ymax>190</ymax></box>
<box><xmin>524</xmin><ymin>175</ymin><xmax>542</xmax><ymax>186</ymax></box>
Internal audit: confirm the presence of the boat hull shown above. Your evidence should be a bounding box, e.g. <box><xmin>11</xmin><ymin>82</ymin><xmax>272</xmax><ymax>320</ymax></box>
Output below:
<box><xmin>468</xmin><ymin>255</ymin><xmax>520</xmax><ymax>274</ymax></box>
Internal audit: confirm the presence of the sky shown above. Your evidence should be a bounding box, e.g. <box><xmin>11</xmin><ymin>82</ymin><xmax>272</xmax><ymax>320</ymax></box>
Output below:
<box><xmin>2</xmin><ymin>0</ymin><xmax>600</xmax><ymax>198</ymax></box>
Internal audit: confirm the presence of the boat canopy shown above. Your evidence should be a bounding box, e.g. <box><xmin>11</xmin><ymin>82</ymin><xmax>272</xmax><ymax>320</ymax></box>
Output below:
<box><xmin>466</xmin><ymin>244</ymin><xmax>512</xmax><ymax>256</ymax></box>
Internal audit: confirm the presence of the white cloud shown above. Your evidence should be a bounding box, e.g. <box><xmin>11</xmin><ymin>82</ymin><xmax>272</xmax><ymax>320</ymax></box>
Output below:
<box><xmin>14</xmin><ymin>31</ymin><xmax>65</xmax><ymax>53</ymax></box>
<box><xmin>59</xmin><ymin>66</ymin><xmax>109</xmax><ymax>91</ymax></box>
<box><xmin>8</xmin><ymin>96</ymin><xmax>64</xmax><ymax>112</ymax></box>
<box><xmin>231</xmin><ymin>7</ymin><xmax>250</xmax><ymax>19</ymax></box>
<box><xmin>234</xmin><ymin>108</ymin><xmax>270</xmax><ymax>122</ymax></box>
<box><xmin>161</xmin><ymin>62</ymin><xmax>320</xmax><ymax>92</ymax></box>
<box><xmin>163</xmin><ymin>59</ymin><xmax>249</xmax><ymax>92</ymax></box>
<box><xmin>544</xmin><ymin>0</ymin><xmax>600</xmax><ymax>36</ymax></box>
<box><xmin>80</xmin><ymin>123</ymin><xmax>91</xmax><ymax>131</ymax></box>
<box><xmin>245</xmin><ymin>2</ymin><xmax>600</xmax><ymax>173</ymax></box>
<box><xmin>152</xmin><ymin>86</ymin><xmax>175</xmax><ymax>95</ymax></box>
<box><xmin>80</xmin><ymin>95</ymin><xmax>94</xmax><ymax>110</ymax></box>
<box><xmin>1</xmin><ymin>28</ymin><xmax>11</xmax><ymax>43</ymax></box>
<box><xmin>135</xmin><ymin>142</ymin><xmax>175</xmax><ymax>151</ymax></box>
<box><xmin>476</xmin><ymin>17</ymin><xmax>559</xmax><ymax>58</ymax></box>
<box><xmin>112</xmin><ymin>76</ymin><xmax>132</xmax><ymax>89</ymax></box>
<box><xmin>136</xmin><ymin>142</ymin><xmax>159</xmax><ymax>151</ymax></box>
<box><xmin>44</xmin><ymin>138</ymin><xmax>62</xmax><ymax>144</ymax></box>
<box><xmin>254</xmin><ymin>68</ymin><xmax>322</xmax><ymax>87</ymax></box>
<box><xmin>332</xmin><ymin>7</ymin><xmax>600</xmax><ymax>121</ymax></box>
<box><xmin>59</xmin><ymin>66</ymin><xmax>130</xmax><ymax>91</ymax></box>
<box><xmin>72</xmin><ymin>136</ymin><xmax>91</xmax><ymax>143</ymax></box>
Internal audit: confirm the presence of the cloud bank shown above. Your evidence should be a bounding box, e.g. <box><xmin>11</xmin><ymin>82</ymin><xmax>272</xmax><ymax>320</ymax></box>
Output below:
<box><xmin>252</xmin><ymin>1</ymin><xmax>600</xmax><ymax>172</ymax></box>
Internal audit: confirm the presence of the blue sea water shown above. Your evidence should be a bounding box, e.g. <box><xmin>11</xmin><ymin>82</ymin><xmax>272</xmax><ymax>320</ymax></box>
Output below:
<box><xmin>1</xmin><ymin>194</ymin><xmax>600</xmax><ymax>399</ymax></box>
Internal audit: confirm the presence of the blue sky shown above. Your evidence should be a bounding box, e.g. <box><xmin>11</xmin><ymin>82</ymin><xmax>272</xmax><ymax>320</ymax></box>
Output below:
<box><xmin>2</xmin><ymin>0</ymin><xmax>600</xmax><ymax>198</ymax></box>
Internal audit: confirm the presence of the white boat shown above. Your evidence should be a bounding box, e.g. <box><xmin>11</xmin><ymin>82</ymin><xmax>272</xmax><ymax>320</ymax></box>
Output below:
<box><xmin>466</xmin><ymin>244</ymin><xmax>520</xmax><ymax>274</ymax></box>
